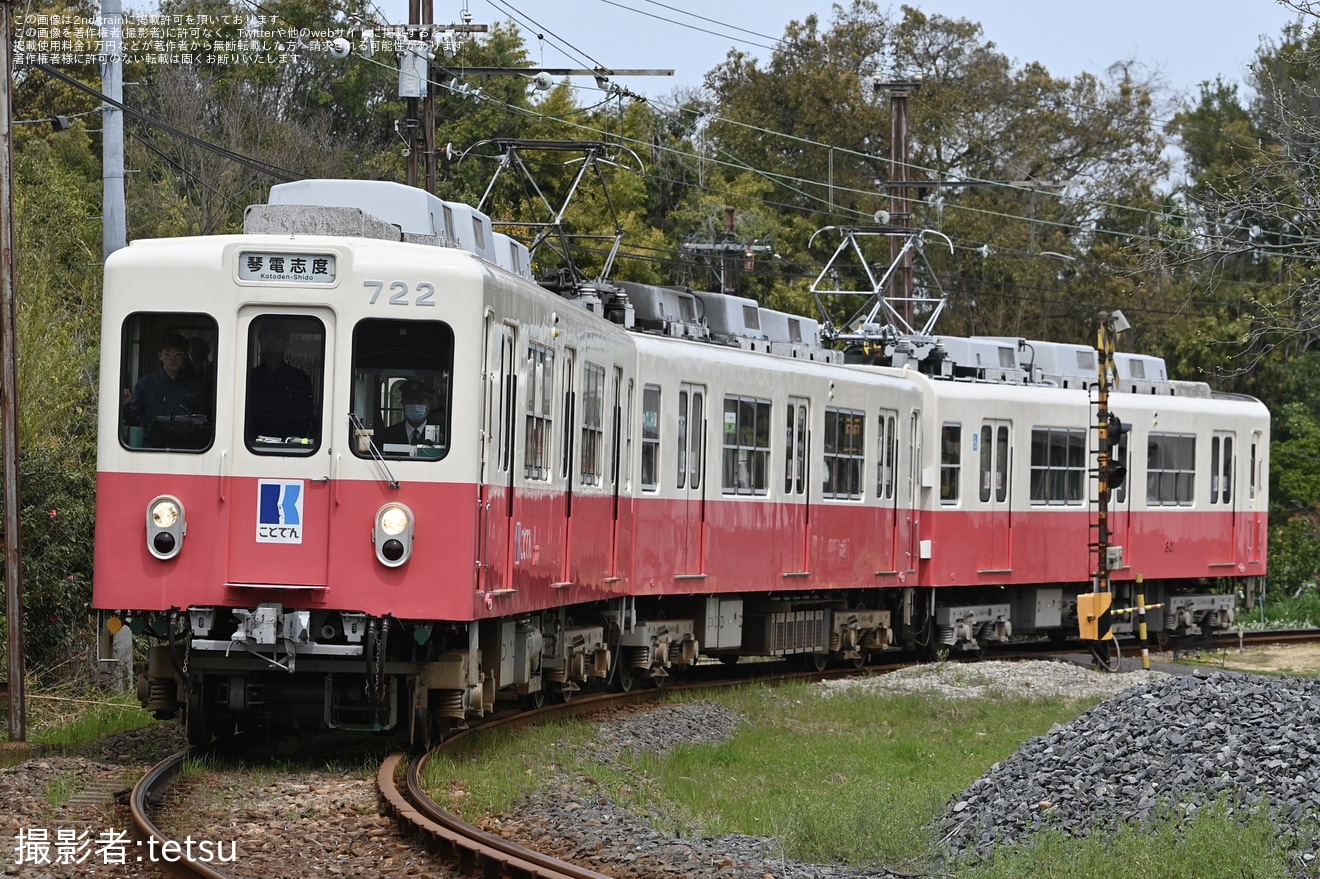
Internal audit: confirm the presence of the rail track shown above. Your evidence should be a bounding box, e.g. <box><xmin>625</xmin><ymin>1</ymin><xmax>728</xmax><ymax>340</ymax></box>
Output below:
<box><xmin>124</xmin><ymin>629</ymin><xmax>1320</xmax><ymax>878</ymax></box>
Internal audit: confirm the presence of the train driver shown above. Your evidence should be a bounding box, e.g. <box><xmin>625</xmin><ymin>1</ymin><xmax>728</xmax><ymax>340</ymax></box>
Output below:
<box><xmin>374</xmin><ymin>380</ymin><xmax>439</xmax><ymax>453</ymax></box>
<box><xmin>123</xmin><ymin>332</ymin><xmax>206</xmax><ymax>447</ymax></box>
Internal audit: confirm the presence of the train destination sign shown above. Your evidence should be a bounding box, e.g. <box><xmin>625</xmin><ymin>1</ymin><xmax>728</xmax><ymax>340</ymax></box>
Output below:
<box><xmin>238</xmin><ymin>251</ymin><xmax>337</xmax><ymax>283</ymax></box>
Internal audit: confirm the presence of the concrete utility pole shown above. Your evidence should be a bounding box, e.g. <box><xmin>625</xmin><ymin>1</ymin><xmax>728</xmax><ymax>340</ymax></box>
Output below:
<box><xmin>102</xmin><ymin>0</ymin><xmax>127</xmax><ymax>258</ymax></box>
<box><xmin>0</xmin><ymin>0</ymin><xmax>27</xmax><ymax>741</ymax></box>
<box><xmin>875</xmin><ymin>77</ymin><xmax>921</xmax><ymax>325</ymax></box>
<box><xmin>682</xmin><ymin>207</ymin><xmax>771</xmax><ymax>295</ymax></box>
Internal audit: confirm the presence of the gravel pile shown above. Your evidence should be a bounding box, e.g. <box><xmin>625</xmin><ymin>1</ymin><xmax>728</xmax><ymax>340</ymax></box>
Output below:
<box><xmin>933</xmin><ymin>669</ymin><xmax>1320</xmax><ymax>867</ymax></box>
<box><xmin>819</xmin><ymin>659</ymin><xmax>1167</xmax><ymax>702</ymax></box>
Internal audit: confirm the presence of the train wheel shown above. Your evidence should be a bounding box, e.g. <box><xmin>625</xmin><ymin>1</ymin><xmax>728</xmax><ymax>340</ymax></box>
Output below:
<box><xmin>553</xmin><ymin>684</ymin><xmax>574</xmax><ymax>704</ymax></box>
<box><xmin>617</xmin><ymin>664</ymin><xmax>638</xmax><ymax>692</ymax></box>
<box><xmin>410</xmin><ymin>708</ymin><xmax>432</xmax><ymax>754</ymax></box>
<box><xmin>802</xmin><ymin>652</ymin><xmax>828</xmax><ymax>673</ymax></box>
<box><xmin>850</xmin><ymin>654</ymin><xmax>867</xmax><ymax>670</ymax></box>
<box><xmin>522</xmin><ymin>690</ymin><xmax>546</xmax><ymax>710</ymax></box>
<box><xmin>718</xmin><ymin>654</ymin><xmax>740</xmax><ymax>665</ymax></box>
<box><xmin>650</xmin><ymin>670</ymin><xmax>668</xmax><ymax>690</ymax></box>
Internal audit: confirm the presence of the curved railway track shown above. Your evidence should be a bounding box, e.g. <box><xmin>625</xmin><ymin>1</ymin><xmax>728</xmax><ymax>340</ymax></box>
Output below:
<box><xmin>125</xmin><ymin>629</ymin><xmax>1320</xmax><ymax>878</ymax></box>
<box><xmin>130</xmin><ymin>749</ymin><xmax>230</xmax><ymax>879</ymax></box>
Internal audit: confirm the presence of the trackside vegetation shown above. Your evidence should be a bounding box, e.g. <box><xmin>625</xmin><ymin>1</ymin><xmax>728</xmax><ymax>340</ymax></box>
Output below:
<box><xmin>423</xmin><ymin>682</ymin><xmax>1312</xmax><ymax>878</ymax></box>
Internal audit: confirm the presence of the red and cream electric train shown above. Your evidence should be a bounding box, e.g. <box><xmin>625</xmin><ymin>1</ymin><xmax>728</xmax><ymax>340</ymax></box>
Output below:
<box><xmin>93</xmin><ymin>179</ymin><xmax>1269</xmax><ymax>746</ymax></box>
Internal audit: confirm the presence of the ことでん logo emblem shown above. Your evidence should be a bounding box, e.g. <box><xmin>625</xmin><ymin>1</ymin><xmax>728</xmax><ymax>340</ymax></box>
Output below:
<box><xmin>256</xmin><ymin>480</ymin><xmax>304</xmax><ymax>544</ymax></box>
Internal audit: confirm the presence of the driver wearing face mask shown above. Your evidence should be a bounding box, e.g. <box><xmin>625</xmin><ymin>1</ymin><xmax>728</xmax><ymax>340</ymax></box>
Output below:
<box><xmin>374</xmin><ymin>380</ymin><xmax>436</xmax><ymax>451</ymax></box>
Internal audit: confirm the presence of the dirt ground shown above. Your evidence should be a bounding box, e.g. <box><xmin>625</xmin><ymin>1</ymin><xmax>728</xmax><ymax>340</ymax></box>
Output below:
<box><xmin>1178</xmin><ymin>642</ymin><xmax>1320</xmax><ymax>677</ymax></box>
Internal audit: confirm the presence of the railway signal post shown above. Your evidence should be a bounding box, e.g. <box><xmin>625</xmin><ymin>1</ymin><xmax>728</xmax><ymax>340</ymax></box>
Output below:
<box><xmin>1082</xmin><ymin>310</ymin><xmax>1130</xmax><ymax>670</ymax></box>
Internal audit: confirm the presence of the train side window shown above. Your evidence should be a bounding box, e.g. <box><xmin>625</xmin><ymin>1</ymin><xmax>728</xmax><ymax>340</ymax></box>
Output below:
<box><xmin>559</xmin><ymin>348</ymin><xmax>576</xmax><ymax>480</ymax></box>
<box><xmin>1114</xmin><ymin>431</ymin><xmax>1129</xmax><ymax>505</ymax></box>
<box><xmin>1210</xmin><ymin>436</ymin><xmax>1220</xmax><ymax>504</ymax></box>
<box><xmin>788</xmin><ymin>397</ymin><xmax>808</xmax><ymax>495</ymax></box>
<box><xmin>244</xmin><ymin>315</ymin><xmax>324</xmax><ymax>455</ymax></box>
<box><xmin>823</xmin><ymin>407</ymin><xmax>864</xmax><ymax>500</ymax></box>
<box><xmin>1029</xmin><ymin>427</ymin><xmax>1085</xmax><ymax>505</ymax></box>
<box><xmin>939</xmin><ymin>423</ymin><xmax>961</xmax><ymax>503</ymax></box>
<box><xmin>1147</xmin><ymin>432</ymin><xmax>1196</xmax><ymax>506</ymax></box>
<box><xmin>580</xmin><ymin>362</ymin><xmax>605</xmax><ymax>486</ymax></box>
<box><xmin>641</xmin><ymin>385</ymin><xmax>661</xmax><ymax>491</ymax></box>
<box><xmin>1212</xmin><ymin>433</ymin><xmax>1234</xmax><ymax>505</ymax></box>
<box><xmin>689</xmin><ymin>389</ymin><xmax>704</xmax><ymax>490</ymax></box>
<box><xmin>978</xmin><ymin>425</ymin><xmax>993</xmax><ymax>502</ymax></box>
<box><xmin>677</xmin><ymin>390</ymin><xmax>688</xmax><ymax>490</ymax></box>
<box><xmin>524</xmin><ymin>342</ymin><xmax>554</xmax><ymax>480</ymax></box>
<box><xmin>1223</xmin><ymin>437</ymin><xmax>1233</xmax><ymax>504</ymax></box>
<box><xmin>722</xmin><ymin>394</ymin><xmax>770</xmax><ymax>495</ymax></box>
<box><xmin>348</xmin><ymin>318</ymin><xmax>453</xmax><ymax>461</ymax></box>
<box><xmin>880</xmin><ymin>412</ymin><xmax>897</xmax><ymax>500</ymax></box>
<box><xmin>120</xmin><ymin>312</ymin><xmax>218</xmax><ymax>452</ymax></box>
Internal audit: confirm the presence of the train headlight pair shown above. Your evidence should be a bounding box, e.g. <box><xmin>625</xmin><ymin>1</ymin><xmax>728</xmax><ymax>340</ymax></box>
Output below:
<box><xmin>374</xmin><ymin>502</ymin><xmax>414</xmax><ymax>567</ymax></box>
<box><xmin>146</xmin><ymin>495</ymin><xmax>186</xmax><ymax>560</ymax></box>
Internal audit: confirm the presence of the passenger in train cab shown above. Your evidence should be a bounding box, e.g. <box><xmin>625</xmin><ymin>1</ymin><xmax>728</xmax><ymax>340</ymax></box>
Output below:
<box><xmin>123</xmin><ymin>332</ymin><xmax>205</xmax><ymax>446</ymax></box>
<box><xmin>247</xmin><ymin>320</ymin><xmax>314</xmax><ymax>441</ymax></box>
<box><xmin>374</xmin><ymin>380</ymin><xmax>439</xmax><ymax>452</ymax></box>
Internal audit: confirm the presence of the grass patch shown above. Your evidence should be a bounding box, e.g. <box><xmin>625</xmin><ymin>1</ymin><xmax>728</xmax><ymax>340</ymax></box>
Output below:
<box><xmin>425</xmin><ymin>679</ymin><xmax>1318</xmax><ymax>877</ymax></box>
<box><xmin>42</xmin><ymin>772</ymin><xmax>79</xmax><ymax>809</ymax></box>
<box><xmin>26</xmin><ymin>689</ymin><xmax>154</xmax><ymax>749</ymax></box>
<box><xmin>960</xmin><ymin>799</ymin><xmax>1298</xmax><ymax>879</ymax></box>
<box><xmin>421</xmin><ymin>717</ymin><xmax>614</xmax><ymax>818</ymax></box>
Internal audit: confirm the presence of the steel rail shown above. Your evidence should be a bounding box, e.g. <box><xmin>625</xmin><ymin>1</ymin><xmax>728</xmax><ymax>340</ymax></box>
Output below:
<box><xmin>129</xmin><ymin>750</ymin><xmax>234</xmax><ymax>879</ymax></box>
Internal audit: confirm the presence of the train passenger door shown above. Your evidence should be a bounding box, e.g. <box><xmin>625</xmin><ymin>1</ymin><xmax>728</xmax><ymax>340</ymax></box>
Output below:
<box><xmin>558</xmin><ymin>348</ymin><xmax>577</xmax><ymax>585</ymax></box>
<box><xmin>1247</xmin><ymin>430</ymin><xmax>1264</xmax><ymax>564</ymax></box>
<box><xmin>479</xmin><ymin>321</ymin><xmax>517</xmax><ymax>593</ymax></box>
<box><xmin>1211</xmin><ymin>431</ymin><xmax>1237</xmax><ymax>565</ymax></box>
<box><xmin>784</xmin><ymin>396</ymin><xmax>810</xmax><ymax>573</ymax></box>
<box><xmin>227</xmin><ymin>310</ymin><xmax>334</xmax><ymax>587</ymax></box>
<box><xmin>876</xmin><ymin>409</ymin><xmax>898</xmax><ymax>575</ymax></box>
<box><xmin>607</xmin><ymin>368</ymin><xmax>629</xmax><ymax>578</ymax></box>
<box><xmin>896</xmin><ymin>410</ymin><xmax>921</xmax><ymax>573</ymax></box>
<box><xmin>977</xmin><ymin>420</ymin><xmax>1012</xmax><ymax>573</ymax></box>
<box><xmin>676</xmin><ymin>382</ymin><xmax>707</xmax><ymax>575</ymax></box>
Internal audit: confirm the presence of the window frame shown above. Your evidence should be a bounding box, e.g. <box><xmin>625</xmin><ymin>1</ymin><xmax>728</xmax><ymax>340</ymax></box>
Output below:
<box><xmin>823</xmin><ymin>407</ymin><xmax>865</xmax><ymax>500</ymax></box>
<box><xmin>721</xmin><ymin>394</ymin><xmax>771</xmax><ymax>495</ymax></box>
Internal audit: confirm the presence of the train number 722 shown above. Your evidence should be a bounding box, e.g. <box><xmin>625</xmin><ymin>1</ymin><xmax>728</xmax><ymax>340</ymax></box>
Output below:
<box><xmin>364</xmin><ymin>279</ymin><xmax>436</xmax><ymax>306</ymax></box>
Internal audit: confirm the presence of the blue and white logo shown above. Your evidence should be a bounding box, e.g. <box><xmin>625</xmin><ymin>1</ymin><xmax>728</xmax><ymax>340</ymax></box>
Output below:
<box><xmin>256</xmin><ymin>479</ymin><xmax>304</xmax><ymax>544</ymax></box>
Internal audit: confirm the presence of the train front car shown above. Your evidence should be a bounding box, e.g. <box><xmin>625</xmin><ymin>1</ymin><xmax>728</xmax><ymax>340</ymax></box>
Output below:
<box><xmin>93</xmin><ymin>183</ymin><xmax>538</xmax><ymax>747</ymax></box>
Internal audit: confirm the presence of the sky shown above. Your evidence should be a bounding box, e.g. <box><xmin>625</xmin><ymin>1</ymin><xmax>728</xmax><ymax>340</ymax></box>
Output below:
<box><xmin>414</xmin><ymin>0</ymin><xmax>1305</xmax><ymax>104</ymax></box>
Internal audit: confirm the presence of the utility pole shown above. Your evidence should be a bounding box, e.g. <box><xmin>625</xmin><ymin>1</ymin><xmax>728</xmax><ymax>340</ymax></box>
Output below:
<box><xmin>102</xmin><ymin>0</ymin><xmax>126</xmax><ymax>257</ymax></box>
<box><xmin>875</xmin><ymin>77</ymin><xmax>921</xmax><ymax>326</ymax></box>
<box><xmin>0</xmin><ymin>0</ymin><xmax>27</xmax><ymax>741</ymax></box>
<box><xmin>683</xmin><ymin>207</ymin><xmax>771</xmax><ymax>295</ymax></box>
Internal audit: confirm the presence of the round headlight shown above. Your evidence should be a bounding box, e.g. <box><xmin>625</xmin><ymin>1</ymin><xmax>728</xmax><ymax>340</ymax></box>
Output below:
<box><xmin>151</xmin><ymin>500</ymin><xmax>180</xmax><ymax>528</ymax></box>
<box><xmin>153</xmin><ymin>532</ymin><xmax>177</xmax><ymax>555</ymax></box>
<box><xmin>379</xmin><ymin>506</ymin><xmax>409</xmax><ymax>535</ymax></box>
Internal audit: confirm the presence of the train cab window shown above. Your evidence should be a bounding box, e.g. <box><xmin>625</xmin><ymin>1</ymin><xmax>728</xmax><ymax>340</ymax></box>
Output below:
<box><xmin>244</xmin><ymin>316</ymin><xmax>324</xmax><ymax>455</ymax></box>
<box><xmin>722</xmin><ymin>395</ymin><xmax>771</xmax><ymax>495</ymax></box>
<box><xmin>823</xmin><ymin>407</ymin><xmax>864</xmax><ymax>500</ymax></box>
<box><xmin>120</xmin><ymin>312</ymin><xmax>218</xmax><ymax>452</ymax></box>
<box><xmin>641</xmin><ymin>385</ymin><xmax>661</xmax><ymax>491</ymax></box>
<box><xmin>348</xmin><ymin>318</ymin><xmax>454</xmax><ymax>461</ymax></box>
<box><xmin>940</xmin><ymin>423</ymin><xmax>961</xmax><ymax>503</ymax></box>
